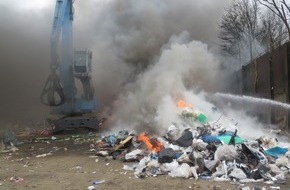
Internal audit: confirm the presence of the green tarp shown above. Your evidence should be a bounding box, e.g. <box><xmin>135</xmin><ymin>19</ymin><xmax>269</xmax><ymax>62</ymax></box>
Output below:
<box><xmin>216</xmin><ymin>135</ymin><xmax>244</xmax><ymax>144</ymax></box>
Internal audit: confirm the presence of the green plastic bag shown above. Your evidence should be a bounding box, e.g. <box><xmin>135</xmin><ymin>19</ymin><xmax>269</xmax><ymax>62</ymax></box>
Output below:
<box><xmin>216</xmin><ymin>135</ymin><xmax>244</xmax><ymax>144</ymax></box>
<box><xmin>197</xmin><ymin>113</ymin><xmax>207</xmax><ymax>124</ymax></box>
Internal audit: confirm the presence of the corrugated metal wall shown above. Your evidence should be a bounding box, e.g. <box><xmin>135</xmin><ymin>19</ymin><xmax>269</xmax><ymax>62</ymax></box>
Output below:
<box><xmin>233</xmin><ymin>42</ymin><xmax>290</xmax><ymax>131</ymax></box>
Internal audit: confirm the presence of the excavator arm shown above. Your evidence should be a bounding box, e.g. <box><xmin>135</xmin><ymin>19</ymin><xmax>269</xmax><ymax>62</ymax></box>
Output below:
<box><xmin>41</xmin><ymin>0</ymin><xmax>100</xmax><ymax>133</ymax></box>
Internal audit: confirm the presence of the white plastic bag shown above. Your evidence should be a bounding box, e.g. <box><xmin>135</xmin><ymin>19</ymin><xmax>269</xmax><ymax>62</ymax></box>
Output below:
<box><xmin>214</xmin><ymin>144</ymin><xmax>238</xmax><ymax>162</ymax></box>
<box><xmin>166</xmin><ymin>124</ymin><xmax>181</xmax><ymax>141</ymax></box>
<box><xmin>134</xmin><ymin>156</ymin><xmax>150</xmax><ymax>176</ymax></box>
<box><xmin>268</xmin><ymin>164</ymin><xmax>283</xmax><ymax>175</ymax></box>
<box><xmin>168</xmin><ymin>163</ymin><xmax>191</xmax><ymax>178</ymax></box>
<box><xmin>228</xmin><ymin>167</ymin><xmax>247</xmax><ymax>179</ymax></box>
<box><xmin>204</xmin><ymin>159</ymin><xmax>217</xmax><ymax>171</ymax></box>
<box><xmin>190</xmin><ymin>166</ymin><xmax>198</xmax><ymax>180</ymax></box>
<box><xmin>192</xmin><ymin>139</ymin><xmax>208</xmax><ymax>151</ymax></box>
<box><xmin>147</xmin><ymin>159</ymin><xmax>160</xmax><ymax>168</ymax></box>
<box><xmin>177</xmin><ymin>147</ymin><xmax>193</xmax><ymax>163</ymax></box>
<box><xmin>125</xmin><ymin>149</ymin><xmax>144</xmax><ymax>160</ymax></box>
<box><xmin>177</xmin><ymin>152</ymin><xmax>190</xmax><ymax>163</ymax></box>
<box><xmin>160</xmin><ymin>159</ymin><xmax>179</xmax><ymax>173</ymax></box>
<box><xmin>275</xmin><ymin>156</ymin><xmax>290</xmax><ymax>168</ymax></box>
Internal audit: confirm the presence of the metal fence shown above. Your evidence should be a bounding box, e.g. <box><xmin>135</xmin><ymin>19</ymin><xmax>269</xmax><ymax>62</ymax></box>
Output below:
<box><xmin>230</xmin><ymin>42</ymin><xmax>290</xmax><ymax>131</ymax></box>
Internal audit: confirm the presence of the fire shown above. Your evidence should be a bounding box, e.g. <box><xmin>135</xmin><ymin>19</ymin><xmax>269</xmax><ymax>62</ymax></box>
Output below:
<box><xmin>137</xmin><ymin>132</ymin><xmax>164</xmax><ymax>153</ymax></box>
<box><xmin>177</xmin><ymin>100</ymin><xmax>193</xmax><ymax>108</ymax></box>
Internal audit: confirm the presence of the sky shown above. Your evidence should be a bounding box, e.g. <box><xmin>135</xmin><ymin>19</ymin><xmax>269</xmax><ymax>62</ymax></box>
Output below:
<box><xmin>0</xmin><ymin>0</ymin><xmax>52</xmax><ymax>10</ymax></box>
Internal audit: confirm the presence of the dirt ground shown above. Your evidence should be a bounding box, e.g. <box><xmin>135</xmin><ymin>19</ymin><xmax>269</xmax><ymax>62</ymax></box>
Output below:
<box><xmin>1</xmin><ymin>132</ymin><xmax>290</xmax><ymax>190</ymax></box>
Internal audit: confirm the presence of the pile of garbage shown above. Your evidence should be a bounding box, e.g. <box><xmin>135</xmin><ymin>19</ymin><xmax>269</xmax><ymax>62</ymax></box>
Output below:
<box><xmin>0</xmin><ymin>131</ymin><xmax>24</xmax><ymax>153</ymax></box>
<box><xmin>92</xmin><ymin>101</ymin><xmax>290</xmax><ymax>184</ymax></box>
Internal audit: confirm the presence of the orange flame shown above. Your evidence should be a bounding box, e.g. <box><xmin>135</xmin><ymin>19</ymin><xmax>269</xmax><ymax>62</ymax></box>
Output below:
<box><xmin>137</xmin><ymin>132</ymin><xmax>164</xmax><ymax>153</ymax></box>
<box><xmin>177</xmin><ymin>100</ymin><xmax>193</xmax><ymax>108</ymax></box>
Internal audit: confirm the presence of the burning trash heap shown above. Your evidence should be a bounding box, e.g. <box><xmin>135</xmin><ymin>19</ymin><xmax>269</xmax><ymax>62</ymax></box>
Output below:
<box><xmin>93</xmin><ymin>100</ymin><xmax>290</xmax><ymax>184</ymax></box>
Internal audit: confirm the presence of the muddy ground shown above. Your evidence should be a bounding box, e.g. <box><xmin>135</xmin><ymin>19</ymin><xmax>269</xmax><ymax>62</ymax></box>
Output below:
<box><xmin>1</xmin><ymin>132</ymin><xmax>290</xmax><ymax>190</ymax></box>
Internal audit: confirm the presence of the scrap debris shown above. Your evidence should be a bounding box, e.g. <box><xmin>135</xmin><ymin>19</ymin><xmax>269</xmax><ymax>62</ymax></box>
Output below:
<box><xmin>0</xmin><ymin>131</ymin><xmax>24</xmax><ymax>153</ymax></box>
<box><xmin>92</xmin><ymin>100</ymin><xmax>290</xmax><ymax>186</ymax></box>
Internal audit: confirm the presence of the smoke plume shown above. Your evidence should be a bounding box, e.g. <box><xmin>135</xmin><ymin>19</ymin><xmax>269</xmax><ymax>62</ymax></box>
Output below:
<box><xmin>73</xmin><ymin>0</ymin><xmax>231</xmax><ymax>109</ymax></box>
<box><xmin>0</xmin><ymin>0</ymin><xmax>230</xmax><ymax>126</ymax></box>
<box><xmin>0</xmin><ymin>3</ymin><xmax>52</xmax><ymax>126</ymax></box>
<box><xmin>7</xmin><ymin>0</ymin><xmax>276</xmax><ymax>138</ymax></box>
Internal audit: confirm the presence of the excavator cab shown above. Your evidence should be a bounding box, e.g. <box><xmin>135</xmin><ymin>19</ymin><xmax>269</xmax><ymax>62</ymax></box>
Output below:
<box><xmin>73</xmin><ymin>49</ymin><xmax>92</xmax><ymax>77</ymax></box>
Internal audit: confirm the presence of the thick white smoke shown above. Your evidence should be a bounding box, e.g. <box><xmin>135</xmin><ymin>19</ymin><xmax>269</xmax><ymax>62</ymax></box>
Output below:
<box><xmin>105</xmin><ymin>31</ymin><xmax>222</xmax><ymax>133</ymax></box>
<box><xmin>73</xmin><ymin>0</ymin><xmax>231</xmax><ymax>109</ymax></box>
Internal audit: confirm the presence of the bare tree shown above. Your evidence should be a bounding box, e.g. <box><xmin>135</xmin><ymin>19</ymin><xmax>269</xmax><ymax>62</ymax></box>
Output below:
<box><xmin>219</xmin><ymin>0</ymin><xmax>260</xmax><ymax>61</ymax></box>
<box><xmin>258</xmin><ymin>0</ymin><xmax>290</xmax><ymax>39</ymax></box>
<box><xmin>219</xmin><ymin>3</ymin><xmax>243</xmax><ymax>56</ymax></box>
<box><xmin>257</xmin><ymin>10</ymin><xmax>288</xmax><ymax>51</ymax></box>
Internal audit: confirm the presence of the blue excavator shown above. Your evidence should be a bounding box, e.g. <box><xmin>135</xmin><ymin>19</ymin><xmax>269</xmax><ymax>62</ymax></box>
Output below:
<box><xmin>41</xmin><ymin>0</ymin><xmax>104</xmax><ymax>133</ymax></box>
